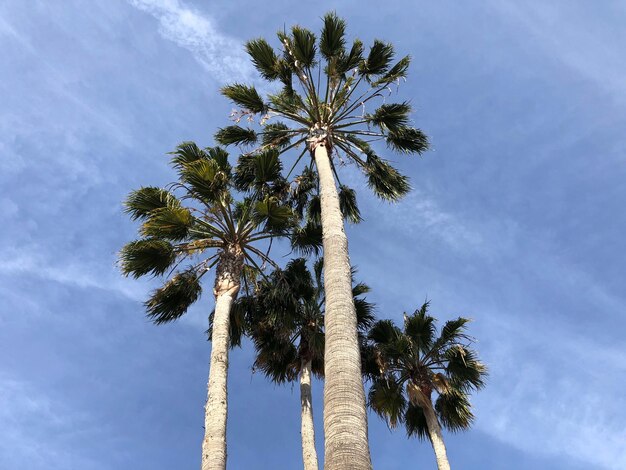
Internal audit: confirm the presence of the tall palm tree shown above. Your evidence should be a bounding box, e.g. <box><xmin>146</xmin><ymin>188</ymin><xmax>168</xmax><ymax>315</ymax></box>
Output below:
<box><xmin>215</xmin><ymin>13</ymin><xmax>429</xmax><ymax>468</ymax></box>
<box><xmin>119</xmin><ymin>142</ymin><xmax>293</xmax><ymax>470</ymax></box>
<box><xmin>233</xmin><ymin>258</ymin><xmax>375</xmax><ymax>470</ymax></box>
<box><xmin>364</xmin><ymin>303</ymin><xmax>487</xmax><ymax>470</ymax></box>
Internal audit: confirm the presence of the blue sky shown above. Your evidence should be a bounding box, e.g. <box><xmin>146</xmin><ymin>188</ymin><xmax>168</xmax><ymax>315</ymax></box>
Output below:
<box><xmin>1</xmin><ymin>0</ymin><xmax>625</xmax><ymax>469</ymax></box>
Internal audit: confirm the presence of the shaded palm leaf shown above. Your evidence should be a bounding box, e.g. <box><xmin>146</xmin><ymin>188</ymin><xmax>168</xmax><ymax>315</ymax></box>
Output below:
<box><xmin>145</xmin><ymin>269</ymin><xmax>202</xmax><ymax>324</ymax></box>
<box><xmin>119</xmin><ymin>238</ymin><xmax>176</xmax><ymax>278</ymax></box>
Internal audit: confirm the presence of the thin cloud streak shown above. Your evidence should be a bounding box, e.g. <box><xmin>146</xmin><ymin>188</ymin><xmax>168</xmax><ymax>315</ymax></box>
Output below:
<box><xmin>128</xmin><ymin>0</ymin><xmax>254</xmax><ymax>83</ymax></box>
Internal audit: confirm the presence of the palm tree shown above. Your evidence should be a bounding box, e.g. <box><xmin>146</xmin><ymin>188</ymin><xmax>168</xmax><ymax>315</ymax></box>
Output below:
<box><xmin>364</xmin><ymin>303</ymin><xmax>487</xmax><ymax>470</ymax></box>
<box><xmin>119</xmin><ymin>142</ymin><xmax>293</xmax><ymax>470</ymax></box>
<box><xmin>233</xmin><ymin>258</ymin><xmax>375</xmax><ymax>470</ymax></box>
<box><xmin>215</xmin><ymin>13</ymin><xmax>429</xmax><ymax>468</ymax></box>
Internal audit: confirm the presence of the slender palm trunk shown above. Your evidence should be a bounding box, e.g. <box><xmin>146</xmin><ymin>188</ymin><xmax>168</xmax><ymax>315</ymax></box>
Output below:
<box><xmin>313</xmin><ymin>143</ymin><xmax>372</xmax><ymax>470</ymax></box>
<box><xmin>421</xmin><ymin>400</ymin><xmax>451</xmax><ymax>470</ymax></box>
<box><xmin>201</xmin><ymin>246</ymin><xmax>243</xmax><ymax>470</ymax></box>
<box><xmin>300</xmin><ymin>359</ymin><xmax>319</xmax><ymax>470</ymax></box>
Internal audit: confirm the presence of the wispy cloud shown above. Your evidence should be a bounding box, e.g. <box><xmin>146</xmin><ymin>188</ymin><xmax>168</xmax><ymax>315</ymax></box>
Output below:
<box><xmin>0</xmin><ymin>376</ymin><xmax>104</xmax><ymax>470</ymax></box>
<box><xmin>476</xmin><ymin>314</ymin><xmax>626</xmax><ymax>470</ymax></box>
<box><xmin>488</xmin><ymin>1</ymin><xmax>626</xmax><ymax>101</ymax></box>
<box><xmin>128</xmin><ymin>0</ymin><xmax>253</xmax><ymax>83</ymax></box>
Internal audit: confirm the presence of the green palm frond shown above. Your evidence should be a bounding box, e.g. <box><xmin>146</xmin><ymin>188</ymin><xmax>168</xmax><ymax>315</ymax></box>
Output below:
<box><xmin>246</xmin><ymin>38</ymin><xmax>280</xmax><ymax>80</ymax></box>
<box><xmin>368</xmin><ymin>319</ymin><xmax>402</xmax><ymax>347</ymax></box>
<box><xmin>221</xmin><ymin>83</ymin><xmax>266</xmax><ymax>114</ymax></box>
<box><xmin>290</xmin><ymin>221</ymin><xmax>323</xmax><ymax>256</ymax></box>
<box><xmin>368</xmin><ymin>378</ymin><xmax>406</xmax><ymax>428</ymax></box>
<box><xmin>336</xmin><ymin>39</ymin><xmax>363</xmax><ymax>75</ymax></box>
<box><xmin>145</xmin><ymin>269</ymin><xmax>202</xmax><ymax>324</ymax></box>
<box><xmin>404</xmin><ymin>402</ymin><xmax>429</xmax><ymax>440</ymax></box>
<box><xmin>306</xmin><ymin>194</ymin><xmax>321</xmax><ymax>224</ymax></box>
<box><xmin>386</xmin><ymin>127</ymin><xmax>429</xmax><ymax>154</ymax></box>
<box><xmin>170</xmin><ymin>141</ymin><xmax>206</xmax><ymax>167</ymax></box>
<box><xmin>339</xmin><ymin>184</ymin><xmax>362</xmax><ymax>223</ymax></box>
<box><xmin>355</xmin><ymin>297</ymin><xmax>375</xmax><ymax>331</ymax></box>
<box><xmin>119</xmin><ymin>238</ymin><xmax>176</xmax><ymax>278</ymax></box>
<box><xmin>320</xmin><ymin>12</ymin><xmax>346</xmax><ymax>60</ymax></box>
<box><xmin>404</xmin><ymin>305</ymin><xmax>436</xmax><ymax>354</ymax></box>
<box><xmin>261</xmin><ymin>122</ymin><xmax>293</xmax><ymax>149</ymax></box>
<box><xmin>234</xmin><ymin>149</ymin><xmax>283</xmax><ymax>194</ymax></box>
<box><xmin>435</xmin><ymin>388</ymin><xmax>474</xmax><ymax>432</ymax></box>
<box><xmin>140</xmin><ymin>205</ymin><xmax>193</xmax><ymax>241</ymax></box>
<box><xmin>289</xmin><ymin>26</ymin><xmax>317</xmax><ymax>68</ymax></box>
<box><xmin>372</xmin><ymin>55</ymin><xmax>411</xmax><ymax>87</ymax></box>
<box><xmin>180</xmin><ymin>158</ymin><xmax>229</xmax><ymax>202</ymax></box>
<box><xmin>215</xmin><ymin>125</ymin><xmax>258</xmax><ymax>146</ymax></box>
<box><xmin>367</xmin><ymin>102</ymin><xmax>411</xmax><ymax>132</ymax></box>
<box><xmin>360</xmin><ymin>40</ymin><xmax>394</xmax><ymax>77</ymax></box>
<box><xmin>364</xmin><ymin>153</ymin><xmax>411</xmax><ymax>201</ymax></box>
<box><xmin>253</xmin><ymin>196</ymin><xmax>294</xmax><ymax>232</ymax></box>
<box><xmin>445</xmin><ymin>346</ymin><xmax>487</xmax><ymax>391</ymax></box>
<box><xmin>124</xmin><ymin>187</ymin><xmax>177</xmax><ymax>221</ymax></box>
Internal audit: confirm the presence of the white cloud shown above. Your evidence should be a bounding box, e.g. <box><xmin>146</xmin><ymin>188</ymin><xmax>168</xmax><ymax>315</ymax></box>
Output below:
<box><xmin>0</xmin><ymin>246</ymin><xmax>146</xmax><ymax>302</ymax></box>
<box><xmin>128</xmin><ymin>0</ymin><xmax>254</xmax><ymax>83</ymax></box>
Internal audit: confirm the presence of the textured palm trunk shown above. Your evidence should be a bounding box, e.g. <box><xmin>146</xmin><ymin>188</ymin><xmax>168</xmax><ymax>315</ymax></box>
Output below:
<box><xmin>300</xmin><ymin>359</ymin><xmax>319</xmax><ymax>470</ymax></box>
<box><xmin>421</xmin><ymin>399</ymin><xmax>451</xmax><ymax>470</ymax></box>
<box><xmin>201</xmin><ymin>246</ymin><xmax>243</xmax><ymax>470</ymax></box>
<box><xmin>313</xmin><ymin>143</ymin><xmax>372</xmax><ymax>470</ymax></box>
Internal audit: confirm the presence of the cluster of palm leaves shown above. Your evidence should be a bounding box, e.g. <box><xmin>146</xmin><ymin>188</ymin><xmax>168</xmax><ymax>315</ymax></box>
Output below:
<box><xmin>119</xmin><ymin>12</ymin><xmax>486</xmax><ymax>470</ymax></box>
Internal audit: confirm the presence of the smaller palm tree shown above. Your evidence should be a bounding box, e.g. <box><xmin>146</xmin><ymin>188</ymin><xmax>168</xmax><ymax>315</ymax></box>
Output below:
<box><xmin>119</xmin><ymin>142</ymin><xmax>293</xmax><ymax>470</ymax></box>
<box><xmin>364</xmin><ymin>302</ymin><xmax>487</xmax><ymax>470</ymax></box>
<box><xmin>234</xmin><ymin>258</ymin><xmax>375</xmax><ymax>470</ymax></box>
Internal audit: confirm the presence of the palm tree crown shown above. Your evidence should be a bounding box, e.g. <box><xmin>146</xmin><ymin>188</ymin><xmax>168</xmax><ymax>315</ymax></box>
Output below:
<box><xmin>217</xmin><ymin>11</ymin><xmax>428</xmax><ymax>203</ymax></box>
<box><xmin>119</xmin><ymin>142</ymin><xmax>293</xmax><ymax>319</ymax></box>
<box><xmin>237</xmin><ymin>258</ymin><xmax>375</xmax><ymax>383</ymax></box>
<box><xmin>365</xmin><ymin>302</ymin><xmax>487</xmax><ymax>438</ymax></box>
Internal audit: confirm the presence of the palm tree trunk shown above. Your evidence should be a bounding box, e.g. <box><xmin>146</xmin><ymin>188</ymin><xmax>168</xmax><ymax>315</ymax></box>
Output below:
<box><xmin>312</xmin><ymin>143</ymin><xmax>372</xmax><ymax>470</ymax></box>
<box><xmin>300</xmin><ymin>359</ymin><xmax>319</xmax><ymax>470</ymax></box>
<box><xmin>421</xmin><ymin>399</ymin><xmax>451</xmax><ymax>470</ymax></box>
<box><xmin>201</xmin><ymin>246</ymin><xmax>243</xmax><ymax>470</ymax></box>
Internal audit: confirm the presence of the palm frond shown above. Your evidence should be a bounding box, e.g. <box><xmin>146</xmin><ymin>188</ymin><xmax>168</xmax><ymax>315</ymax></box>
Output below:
<box><xmin>320</xmin><ymin>12</ymin><xmax>346</xmax><ymax>60</ymax></box>
<box><xmin>124</xmin><ymin>187</ymin><xmax>177</xmax><ymax>221</ymax></box>
<box><xmin>404</xmin><ymin>402</ymin><xmax>429</xmax><ymax>440</ymax></box>
<box><xmin>366</xmin><ymin>102</ymin><xmax>411</xmax><ymax>132</ymax></box>
<box><xmin>339</xmin><ymin>184</ymin><xmax>362</xmax><ymax>223</ymax></box>
<box><xmin>140</xmin><ymin>205</ymin><xmax>193</xmax><ymax>241</ymax></box>
<box><xmin>386</xmin><ymin>126</ymin><xmax>429</xmax><ymax>154</ymax></box>
<box><xmin>145</xmin><ymin>269</ymin><xmax>202</xmax><ymax>324</ymax></box>
<box><xmin>215</xmin><ymin>125</ymin><xmax>258</xmax><ymax>147</ymax></box>
<box><xmin>290</xmin><ymin>26</ymin><xmax>317</xmax><ymax>68</ymax></box>
<box><xmin>368</xmin><ymin>319</ymin><xmax>402</xmax><ymax>346</ymax></box>
<box><xmin>290</xmin><ymin>221</ymin><xmax>323</xmax><ymax>256</ymax></box>
<box><xmin>246</xmin><ymin>38</ymin><xmax>280</xmax><ymax>80</ymax></box>
<box><xmin>337</xmin><ymin>39</ymin><xmax>363</xmax><ymax>75</ymax></box>
<box><xmin>119</xmin><ymin>239</ymin><xmax>176</xmax><ymax>278</ymax></box>
<box><xmin>221</xmin><ymin>83</ymin><xmax>266</xmax><ymax>114</ymax></box>
<box><xmin>180</xmin><ymin>158</ymin><xmax>229</xmax><ymax>202</ymax></box>
<box><xmin>364</xmin><ymin>152</ymin><xmax>411</xmax><ymax>201</ymax></box>
<box><xmin>372</xmin><ymin>55</ymin><xmax>411</xmax><ymax>87</ymax></box>
<box><xmin>368</xmin><ymin>378</ymin><xmax>406</xmax><ymax>428</ymax></box>
<box><xmin>445</xmin><ymin>346</ymin><xmax>487</xmax><ymax>391</ymax></box>
<box><xmin>169</xmin><ymin>141</ymin><xmax>207</xmax><ymax>167</ymax></box>
<box><xmin>360</xmin><ymin>40</ymin><xmax>394</xmax><ymax>77</ymax></box>
<box><xmin>261</xmin><ymin>122</ymin><xmax>293</xmax><ymax>149</ymax></box>
<box><xmin>435</xmin><ymin>388</ymin><xmax>474</xmax><ymax>432</ymax></box>
<box><xmin>404</xmin><ymin>305</ymin><xmax>436</xmax><ymax>355</ymax></box>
